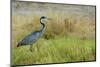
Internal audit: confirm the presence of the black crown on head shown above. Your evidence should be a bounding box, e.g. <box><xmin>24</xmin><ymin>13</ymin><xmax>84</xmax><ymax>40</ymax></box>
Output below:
<box><xmin>40</xmin><ymin>16</ymin><xmax>46</xmax><ymax>19</ymax></box>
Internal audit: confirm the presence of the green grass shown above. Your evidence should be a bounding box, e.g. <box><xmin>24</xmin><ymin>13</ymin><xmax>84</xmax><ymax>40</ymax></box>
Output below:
<box><xmin>12</xmin><ymin>36</ymin><xmax>95</xmax><ymax>65</ymax></box>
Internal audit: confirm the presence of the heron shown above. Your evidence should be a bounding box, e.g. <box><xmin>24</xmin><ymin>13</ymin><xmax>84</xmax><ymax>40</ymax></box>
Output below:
<box><xmin>17</xmin><ymin>16</ymin><xmax>48</xmax><ymax>52</ymax></box>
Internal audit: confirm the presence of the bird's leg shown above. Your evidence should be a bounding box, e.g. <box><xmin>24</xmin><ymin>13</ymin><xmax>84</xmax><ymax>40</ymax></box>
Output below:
<box><xmin>36</xmin><ymin>43</ymin><xmax>39</xmax><ymax>52</ymax></box>
<box><xmin>30</xmin><ymin>45</ymin><xmax>33</xmax><ymax>52</ymax></box>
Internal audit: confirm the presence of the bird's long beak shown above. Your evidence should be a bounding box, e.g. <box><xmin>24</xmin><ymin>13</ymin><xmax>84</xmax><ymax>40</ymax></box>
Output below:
<box><xmin>47</xmin><ymin>18</ymin><xmax>52</xmax><ymax>21</ymax></box>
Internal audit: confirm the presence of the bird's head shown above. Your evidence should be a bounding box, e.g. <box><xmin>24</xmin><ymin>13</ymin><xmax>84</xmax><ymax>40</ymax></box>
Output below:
<box><xmin>40</xmin><ymin>16</ymin><xmax>47</xmax><ymax>23</ymax></box>
<box><xmin>40</xmin><ymin>16</ymin><xmax>47</xmax><ymax>19</ymax></box>
<box><xmin>40</xmin><ymin>16</ymin><xmax>51</xmax><ymax>23</ymax></box>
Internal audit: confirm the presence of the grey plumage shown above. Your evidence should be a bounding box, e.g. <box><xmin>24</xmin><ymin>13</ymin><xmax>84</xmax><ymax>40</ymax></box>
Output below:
<box><xmin>17</xmin><ymin>16</ymin><xmax>47</xmax><ymax>51</ymax></box>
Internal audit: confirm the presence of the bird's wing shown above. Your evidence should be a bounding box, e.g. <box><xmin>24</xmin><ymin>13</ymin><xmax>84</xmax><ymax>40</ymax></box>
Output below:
<box><xmin>18</xmin><ymin>32</ymin><xmax>40</xmax><ymax>45</ymax></box>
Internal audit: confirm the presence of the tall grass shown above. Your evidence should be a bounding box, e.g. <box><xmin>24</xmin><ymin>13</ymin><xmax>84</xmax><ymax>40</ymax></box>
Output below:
<box><xmin>12</xmin><ymin>14</ymin><xmax>96</xmax><ymax>65</ymax></box>
<box><xmin>12</xmin><ymin>36</ymin><xmax>95</xmax><ymax>65</ymax></box>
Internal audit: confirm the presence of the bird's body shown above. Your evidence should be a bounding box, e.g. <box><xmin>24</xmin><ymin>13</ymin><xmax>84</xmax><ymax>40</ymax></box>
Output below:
<box><xmin>17</xmin><ymin>16</ymin><xmax>47</xmax><ymax>51</ymax></box>
<box><xmin>17</xmin><ymin>31</ymin><xmax>40</xmax><ymax>46</ymax></box>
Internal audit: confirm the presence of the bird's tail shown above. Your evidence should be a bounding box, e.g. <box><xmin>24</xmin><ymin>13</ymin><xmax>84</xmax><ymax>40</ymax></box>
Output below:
<box><xmin>17</xmin><ymin>42</ymin><xmax>21</xmax><ymax>47</ymax></box>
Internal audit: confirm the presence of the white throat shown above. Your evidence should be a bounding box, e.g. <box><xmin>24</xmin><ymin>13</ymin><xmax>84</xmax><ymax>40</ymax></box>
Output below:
<box><xmin>41</xmin><ymin>19</ymin><xmax>46</xmax><ymax>23</ymax></box>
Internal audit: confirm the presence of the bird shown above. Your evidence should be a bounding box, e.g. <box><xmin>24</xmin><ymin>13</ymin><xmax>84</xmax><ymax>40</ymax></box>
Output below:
<box><xmin>17</xmin><ymin>16</ymin><xmax>47</xmax><ymax>52</ymax></box>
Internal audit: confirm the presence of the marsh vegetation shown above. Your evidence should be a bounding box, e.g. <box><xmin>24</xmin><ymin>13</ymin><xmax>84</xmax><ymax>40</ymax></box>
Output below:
<box><xmin>12</xmin><ymin>1</ymin><xmax>96</xmax><ymax>65</ymax></box>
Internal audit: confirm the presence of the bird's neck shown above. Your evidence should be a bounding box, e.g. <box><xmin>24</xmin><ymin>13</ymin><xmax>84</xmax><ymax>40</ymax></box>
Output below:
<box><xmin>40</xmin><ymin>21</ymin><xmax>45</xmax><ymax>33</ymax></box>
